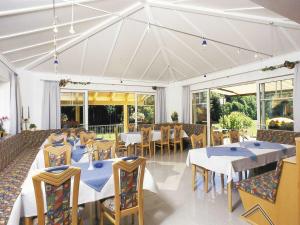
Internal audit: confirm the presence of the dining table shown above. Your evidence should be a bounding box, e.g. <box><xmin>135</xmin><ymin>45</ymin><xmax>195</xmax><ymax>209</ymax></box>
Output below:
<box><xmin>7</xmin><ymin>138</ymin><xmax>157</xmax><ymax>225</ymax></box>
<box><xmin>186</xmin><ymin>140</ymin><xmax>296</xmax><ymax>212</ymax></box>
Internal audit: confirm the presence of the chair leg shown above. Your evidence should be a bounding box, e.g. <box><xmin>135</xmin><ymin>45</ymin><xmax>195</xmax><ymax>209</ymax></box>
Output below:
<box><xmin>149</xmin><ymin>146</ymin><xmax>152</xmax><ymax>158</ymax></box>
<box><xmin>161</xmin><ymin>144</ymin><xmax>163</xmax><ymax>156</ymax></box>
<box><xmin>221</xmin><ymin>174</ymin><xmax>225</xmax><ymax>189</ymax></box>
<box><xmin>100</xmin><ymin>205</ymin><xmax>104</xmax><ymax>225</ymax></box>
<box><xmin>24</xmin><ymin>217</ymin><xmax>33</xmax><ymax>225</ymax></box>
<box><xmin>131</xmin><ymin>214</ymin><xmax>135</xmax><ymax>225</ymax></box>
<box><xmin>192</xmin><ymin>164</ymin><xmax>196</xmax><ymax>191</ymax></box>
<box><xmin>174</xmin><ymin>142</ymin><xmax>177</xmax><ymax>153</ymax></box>
<box><xmin>180</xmin><ymin>140</ymin><xmax>183</xmax><ymax>153</ymax></box>
<box><xmin>204</xmin><ymin>169</ymin><xmax>209</xmax><ymax>193</ymax></box>
<box><xmin>138</xmin><ymin>209</ymin><xmax>144</xmax><ymax>225</ymax></box>
<box><xmin>168</xmin><ymin>143</ymin><xmax>170</xmax><ymax>155</ymax></box>
<box><xmin>115</xmin><ymin>215</ymin><xmax>120</xmax><ymax>225</ymax></box>
<box><xmin>154</xmin><ymin>142</ymin><xmax>156</xmax><ymax>157</ymax></box>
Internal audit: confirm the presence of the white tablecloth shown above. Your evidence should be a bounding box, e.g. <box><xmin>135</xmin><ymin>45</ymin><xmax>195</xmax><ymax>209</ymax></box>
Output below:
<box><xmin>120</xmin><ymin>130</ymin><xmax>188</xmax><ymax>147</ymax></box>
<box><xmin>186</xmin><ymin>141</ymin><xmax>295</xmax><ymax>183</ymax></box>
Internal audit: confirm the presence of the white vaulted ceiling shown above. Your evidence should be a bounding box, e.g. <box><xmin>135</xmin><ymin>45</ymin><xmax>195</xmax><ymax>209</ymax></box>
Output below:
<box><xmin>0</xmin><ymin>0</ymin><xmax>300</xmax><ymax>83</ymax></box>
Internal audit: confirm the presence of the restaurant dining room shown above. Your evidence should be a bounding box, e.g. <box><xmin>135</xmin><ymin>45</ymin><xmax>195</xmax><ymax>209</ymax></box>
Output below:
<box><xmin>0</xmin><ymin>0</ymin><xmax>300</xmax><ymax>225</ymax></box>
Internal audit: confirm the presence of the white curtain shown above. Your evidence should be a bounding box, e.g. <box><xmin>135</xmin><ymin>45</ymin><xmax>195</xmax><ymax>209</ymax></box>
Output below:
<box><xmin>182</xmin><ymin>85</ymin><xmax>190</xmax><ymax>123</ymax></box>
<box><xmin>155</xmin><ymin>87</ymin><xmax>167</xmax><ymax>123</ymax></box>
<box><xmin>9</xmin><ymin>72</ymin><xmax>22</xmax><ymax>134</ymax></box>
<box><xmin>42</xmin><ymin>81</ymin><xmax>61</xmax><ymax>130</ymax></box>
<box><xmin>293</xmin><ymin>64</ymin><xmax>300</xmax><ymax>132</ymax></box>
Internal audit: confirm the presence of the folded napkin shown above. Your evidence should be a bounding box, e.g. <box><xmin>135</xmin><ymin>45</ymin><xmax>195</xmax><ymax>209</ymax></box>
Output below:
<box><xmin>73</xmin><ymin>160</ymin><xmax>113</xmax><ymax>192</ymax></box>
<box><xmin>72</xmin><ymin>146</ymin><xmax>87</xmax><ymax>162</ymax></box>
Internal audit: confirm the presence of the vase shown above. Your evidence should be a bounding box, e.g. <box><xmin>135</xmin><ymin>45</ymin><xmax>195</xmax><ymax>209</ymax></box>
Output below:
<box><xmin>88</xmin><ymin>152</ymin><xmax>94</xmax><ymax>170</ymax></box>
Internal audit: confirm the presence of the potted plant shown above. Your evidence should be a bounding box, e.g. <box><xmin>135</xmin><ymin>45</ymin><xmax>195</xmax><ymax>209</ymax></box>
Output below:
<box><xmin>171</xmin><ymin>111</ymin><xmax>179</xmax><ymax>123</ymax></box>
<box><xmin>29</xmin><ymin>123</ymin><xmax>37</xmax><ymax>131</ymax></box>
<box><xmin>0</xmin><ymin>116</ymin><xmax>8</xmax><ymax>137</ymax></box>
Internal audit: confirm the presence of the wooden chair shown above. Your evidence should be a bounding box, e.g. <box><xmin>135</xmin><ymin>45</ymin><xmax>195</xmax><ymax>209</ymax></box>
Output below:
<box><xmin>48</xmin><ymin>133</ymin><xmax>67</xmax><ymax>143</ymax></box>
<box><xmin>229</xmin><ymin>130</ymin><xmax>240</xmax><ymax>143</ymax></box>
<box><xmin>211</xmin><ymin>131</ymin><xmax>225</xmax><ymax>188</ymax></box>
<box><xmin>154</xmin><ymin>126</ymin><xmax>170</xmax><ymax>156</ymax></box>
<box><xmin>136</xmin><ymin>127</ymin><xmax>152</xmax><ymax>157</ymax></box>
<box><xmin>114</xmin><ymin>128</ymin><xmax>128</xmax><ymax>157</ymax></box>
<box><xmin>190</xmin><ymin>134</ymin><xmax>209</xmax><ymax>191</ymax></box>
<box><xmin>86</xmin><ymin>140</ymin><xmax>116</xmax><ymax>160</ymax></box>
<box><xmin>128</xmin><ymin>124</ymin><xmax>136</xmax><ymax>132</ymax></box>
<box><xmin>100</xmin><ymin>157</ymin><xmax>146</xmax><ymax>225</ymax></box>
<box><xmin>170</xmin><ymin>125</ymin><xmax>183</xmax><ymax>153</ymax></box>
<box><xmin>32</xmin><ymin>166</ymin><xmax>82</xmax><ymax>225</ymax></box>
<box><xmin>211</xmin><ymin>131</ymin><xmax>224</xmax><ymax>146</ymax></box>
<box><xmin>44</xmin><ymin>145</ymin><xmax>71</xmax><ymax>168</ymax></box>
<box><xmin>79</xmin><ymin>131</ymin><xmax>96</xmax><ymax>145</ymax></box>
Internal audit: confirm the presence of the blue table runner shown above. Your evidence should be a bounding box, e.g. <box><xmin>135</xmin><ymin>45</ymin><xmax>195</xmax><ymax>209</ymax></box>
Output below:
<box><xmin>73</xmin><ymin>160</ymin><xmax>113</xmax><ymax>192</ymax></box>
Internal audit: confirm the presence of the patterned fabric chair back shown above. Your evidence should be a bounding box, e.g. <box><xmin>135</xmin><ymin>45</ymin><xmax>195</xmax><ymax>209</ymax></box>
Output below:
<box><xmin>79</xmin><ymin>131</ymin><xmax>96</xmax><ymax>145</ymax></box>
<box><xmin>229</xmin><ymin>130</ymin><xmax>240</xmax><ymax>143</ymax></box>
<box><xmin>113</xmin><ymin>157</ymin><xmax>146</xmax><ymax>212</ymax></box>
<box><xmin>128</xmin><ymin>124</ymin><xmax>135</xmax><ymax>132</ymax></box>
<box><xmin>91</xmin><ymin>140</ymin><xmax>115</xmax><ymax>160</ymax></box>
<box><xmin>44</xmin><ymin>145</ymin><xmax>71</xmax><ymax>168</ymax></box>
<box><xmin>212</xmin><ymin>131</ymin><xmax>224</xmax><ymax>146</ymax></box>
<box><xmin>160</xmin><ymin>126</ymin><xmax>170</xmax><ymax>144</ymax></box>
<box><xmin>191</xmin><ymin>134</ymin><xmax>206</xmax><ymax>148</ymax></box>
<box><xmin>256</xmin><ymin>129</ymin><xmax>300</xmax><ymax>145</ymax></box>
<box><xmin>48</xmin><ymin>133</ymin><xmax>67</xmax><ymax>144</ymax></box>
<box><xmin>32</xmin><ymin>166</ymin><xmax>81</xmax><ymax>225</ymax></box>
<box><xmin>141</xmin><ymin>127</ymin><xmax>152</xmax><ymax>146</ymax></box>
<box><xmin>173</xmin><ymin>125</ymin><xmax>183</xmax><ymax>142</ymax></box>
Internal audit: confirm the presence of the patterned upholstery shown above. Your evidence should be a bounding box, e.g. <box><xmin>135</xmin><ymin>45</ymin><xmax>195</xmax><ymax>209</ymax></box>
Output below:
<box><xmin>256</xmin><ymin>129</ymin><xmax>300</xmax><ymax>145</ymax></box>
<box><xmin>137</xmin><ymin>124</ymin><xmax>153</xmax><ymax>131</ymax></box>
<box><xmin>173</xmin><ymin>125</ymin><xmax>182</xmax><ymax>142</ymax></box>
<box><xmin>191</xmin><ymin>134</ymin><xmax>206</xmax><ymax>148</ymax></box>
<box><xmin>229</xmin><ymin>130</ymin><xmax>240</xmax><ymax>143</ymax></box>
<box><xmin>128</xmin><ymin>124</ymin><xmax>135</xmax><ymax>132</ymax></box>
<box><xmin>49</xmin><ymin>152</ymin><xmax>67</xmax><ymax>167</ymax></box>
<box><xmin>102</xmin><ymin>197</ymin><xmax>115</xmax><ymax>212</ymax></box>
<box><xmin>45</xmin><ymin>180</ymin><xmax>71</xmax><ymax>224</ymax></box>
<box><xmin>120</xmin><ymin>168</ymin><xmax>138</xmax><ymax>210</ymax></box>
<box><xmin>141</xmin><ymin>128</ymin><xmax>151</xmax><ymax>146</ymax></box>
<box><xmin>237</xmin><ymin>160</ymin><xmax>284</xmax><ymax>203</ymax></box>
<box><xmin>212</xmin><ymin>131</ymin><xmax>224</xmax><ymax>146</ymax></box>
<box><xmin>160</xmin><ymin>126</ymin><xmax>170</xmax><ymax>144</ymax></box>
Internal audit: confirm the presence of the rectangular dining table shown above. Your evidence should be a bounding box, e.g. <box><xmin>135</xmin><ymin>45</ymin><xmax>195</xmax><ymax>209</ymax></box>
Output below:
<box><xmin>186</xmin><ymin>141</ymin><xmax>296</xmax><ymax>212</ymax></box>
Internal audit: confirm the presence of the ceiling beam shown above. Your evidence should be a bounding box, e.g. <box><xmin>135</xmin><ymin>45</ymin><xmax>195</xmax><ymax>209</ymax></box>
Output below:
<box><xmin>0</xmin><ymin>0</ymin><xmax>96</xmax><ymax>17</ymax></box>
<box><xmin>122</xmin><ymin>26</ymin><xmax>148</xmax><ymax>78</ymax></box>
<box><xmin>11</xmin><ymin>51</ymin><xmax>49</xmax><ymax>63</ymax></box>
<box><xmin>80</xmin><ymin>39</ymin><xmax>89</xmax><ymax>74</ymax></box>
<box><xmin>0</xmin><ymin>14</ymin><xmax>109</xmax><ymax>41</ymax></box>
<box><xmin>102</xmin><ymin>20</ymin><xmax>123</xmax><ymax>76</ymax></box>
<box><xmin>148</xmin><ymin>1</ymin><xmax>300</xmax><ymax>30</ymax></box>
<box><xmin>155</xmin><ymin>65</ymin><xmax>168</xmax><ymax>81</ymax></box>
<box><xmin>171</xmin><ymin>66</ymin><xmax>188</xmax><ymax>78</ymax></box>
<box><xmin>2</xmin><ymin>34</ymin><xmax>80</xmax><ymax>55</ymax></box>
<box><xmin>177</xmin><ymin>11</ymin><xmax>239</xmax><ymax>66</ymax></box>
<box><xmin>144</xmin><ymin>5</ymin><xmax>176</xmax><ymax>81</ymax></box>
<box><xmin>156</xmin><ymin>20</ymin><xmax>217</xmax><ymax>71</ymax></box>
<box><xmin>0</xmin><ymin>54</ymin><xmax>16</xmax><ymax>72</ymax></box>
<box><xmin>23</xmin><ymin>2</ymin><xmax>144</xmax><ymax>70</ymax></box>
<box><xmin>165</xmin><ymin>47</ymin><xmax>200</xmax><ymax>75</ymax></box>
<box><xmin>139</xmin><ymin>48</ymin><xmax>161</xmax><ymax>80</ymax></box>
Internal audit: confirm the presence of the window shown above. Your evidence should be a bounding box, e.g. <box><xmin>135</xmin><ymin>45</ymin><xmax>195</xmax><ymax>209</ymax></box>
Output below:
<box><xmin>137</xmin><ymin>94</ymin><xmax>155</xmax><ymax>124</ymax></box>
<box><xmin>192</xmin><ymin>91</ymin><xmax>207</xmax><ymax>124</ymax></box>
<box><xmin>260</xmin><ymin>79</ymin><xmax>293</xmax><ymax>131</ymax></box>
<box><xmin>60</xmin><ymin>92</ymin><xmax>85</xmax><ymax>128</ymax></box>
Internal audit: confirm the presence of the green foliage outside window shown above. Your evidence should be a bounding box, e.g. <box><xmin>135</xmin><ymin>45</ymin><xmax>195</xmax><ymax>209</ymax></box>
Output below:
<box><xmin>219</xmin><ymin>112</ymin><xmax>254</xmax><ymax>131</ymax></box>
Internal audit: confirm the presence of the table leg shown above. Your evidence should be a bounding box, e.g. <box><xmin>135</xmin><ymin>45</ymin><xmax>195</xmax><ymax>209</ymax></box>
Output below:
<box><xmin>221</xmin><ymin>174</ymin><xmax>225</xmax><ymax>189</ymax></box>
<box><xmin>204</xmin><ymin>169</ymin><xmax>209</xmax><ymax>193</ymax></box>
<box><xmin>227</xmin><ymin>180</ymin><xmax>233</xmax><ymax>212</ymax></box>
<box><xmin>192</xmin><ymin>164</ymin><xmax>196</xmax><ymax>191</ymax></box>
<box><xmin>24</xmin><ymin>217</ymin><xmax>33</xmax><ymax>225</ymax></box>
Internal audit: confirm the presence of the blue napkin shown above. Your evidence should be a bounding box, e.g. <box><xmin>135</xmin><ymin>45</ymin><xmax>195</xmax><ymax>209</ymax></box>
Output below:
<box><xmin>52</xmin><ymin>142</ymin><xmax>64</xmax><ymax>147</ymax></box>
<box><xmin>73</xmin><ymin>160</ymin><xmax>113</xmax><ymax>192</ymax></box>
<box><xmin>72</xmin><ymin>146</ymin><xmax>87</xmax><ymax>162</ymax></box>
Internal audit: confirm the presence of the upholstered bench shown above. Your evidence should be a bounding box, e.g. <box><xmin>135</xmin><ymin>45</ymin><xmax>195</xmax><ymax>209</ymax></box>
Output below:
<box><xmin>236</xmin><ymin>160</ymin><xmax>283</xmax><ymax>203</ymax></box>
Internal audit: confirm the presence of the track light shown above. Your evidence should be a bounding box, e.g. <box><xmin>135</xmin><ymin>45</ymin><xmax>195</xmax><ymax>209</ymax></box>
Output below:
<box><xmin>202</xmin><ymin>39</ymin><xmax>207</xmax><ymax>46</ymax></box>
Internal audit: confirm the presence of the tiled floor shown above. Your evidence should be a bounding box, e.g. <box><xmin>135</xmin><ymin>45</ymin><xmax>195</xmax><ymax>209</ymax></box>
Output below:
<box><xmin>86</xmin><ymin>151</ymin><xmax>247</xmax><ymax>225</ymax></box>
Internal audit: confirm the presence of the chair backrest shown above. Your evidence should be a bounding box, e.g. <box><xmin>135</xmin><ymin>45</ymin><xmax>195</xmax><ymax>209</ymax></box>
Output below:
<box><xmin>173</xmin><ymin>125</ymin><xmax>183</xmax><ymax>142</ymax></box>
<box><xmin>191</xmin><ymin>134</ymin><xmax>206</xmax><ymax>148</ymax></box>
<box><xmin>141</xmin><ymin>127</ymin><xmax>152</xmax><ymax>147</ymax></box>
<box><xmin>32</xmin><ymin>166</ymin><xmax>81</xmax><ymax>225</ymax></box>
<box><xmin>44</xmin><ymin>145</ymin><xmax>71</xmax><ymax>168</ymax></box>
<box><xmin>212</xmin><ymin>131</ymin><xmax>224</xmax><ymax>146</ymax></box>
<box><xmin>48</xmin><ymin>133</ymin><xmax>67</xmax><ymax>144</ymax></box>
<box><xmin>88</xmin><ymin>140</ymin><xmax>115</xmax><ymax>160</ymax></box>
<box><xmin>79</xmin><ymin>131</ymin><xmax>96</xmax><ymax>145</ymax></box>
<box><xmin>160</xmin><ymin>126</ymin><xmax>170</xmax><ymax>144</ymax></box>
<box><xmin>229</xmin><ymin>130</ymin><xmax>240</xmax><ymax>143</ymax></box>
<box><xmin>128</xmin><ymin>124</ymin><xmax>135</xmax><ymax>132</ymax></box>
<box><xmin>112</xmin><ymin>157</ymin><xmax>146</xmax><ymax>213</ymax></box>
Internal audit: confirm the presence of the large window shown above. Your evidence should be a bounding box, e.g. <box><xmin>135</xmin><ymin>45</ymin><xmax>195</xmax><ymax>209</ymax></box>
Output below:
<box><xmin>61</xmin><ymin>92</ymin><xmax>85</xmax><ymax>128</ymax></box>
<box><xmin>137</xmin><ymin>94</ymin><xmax>155</xmax><ymax>124</ymax></box>
<box><xmin>260</xmin><ymin>79</ymin><xmax>294</xmax><ymax>130</ymax></box>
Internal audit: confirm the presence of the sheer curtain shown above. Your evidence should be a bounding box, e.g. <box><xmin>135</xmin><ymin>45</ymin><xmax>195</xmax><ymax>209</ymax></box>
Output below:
<box><xmin>293</xmin><ymin>64</ymin><xmax>300</xmax><ymax>132</ymax></box>
<box><xmin>155</xmin><ymin>87</ymin><xmax>167</xmax><ymax>123</ymax></box>
<box><xmin>182</xmin><ymin>85</ymin><xmax>190</xmax><ymax>123</ymax></box>
<box><xmin>9</xmin><ymin>72</ymin><xmax>22</xmax><ymax>134</ymax></box>
<box><xmin>42</xmin><ymin>81</ymin><xmax>61</xmax><ymax>129</ymax></box>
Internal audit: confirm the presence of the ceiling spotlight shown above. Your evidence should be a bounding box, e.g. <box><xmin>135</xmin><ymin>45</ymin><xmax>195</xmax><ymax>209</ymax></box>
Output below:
<box><xmin>202</xmin><ymin>39</ymin><xmax>207</xmax><ymax>46</ymax></box>
<box><xmin>203</xmin><ymin>74</ymin><xmax>207</xmax><ymax>78</ymax></box>
<box><xmin>69</xmin><ymin>24</ymin><xmax>75</xmax><ymax>34</ymax></box>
